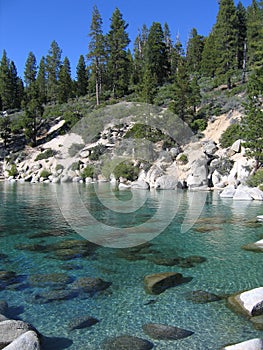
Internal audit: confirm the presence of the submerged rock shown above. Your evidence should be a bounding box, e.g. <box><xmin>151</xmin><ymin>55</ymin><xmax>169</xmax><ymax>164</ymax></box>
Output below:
<box><xmin>29</xmin><ymin>289</ymin><xmax>77</xmax><ymax>304</ymax></box>
<box><xmin>68</xmin><ymin>315</ymin><xmax>99</xmax><ymax>331</ymax></box>
<box><xmin>142</xmin><ymin>323</ymin><xmax>194</xmax><ymax>340</ymax></box>
<box><xmin>184</xmin><ymin>290</ymin><xmax>222</xmax><ymax>304</ymax></box>
<box><xmin>144</xmin><ymin>272</ymin><xmax>185</xmax><ymax>295</ymax></box>
<box><xmin>70</xmin><ymin>277</ymin><xmax>111</xmax><ymax>295</ymax></box>
<box><xmin>3</xmin><ymin>330</ymin><xmax>40</xmax><ymax>350</ymax></box>
<box><xmin>250</xmin><ymin>315</ymin><xmax>263</xmax><ymax>330</ymax></box>
<box><xmin>103</xmin><ymin>335</ymin><xmax>154</xmax><ymax>350</ymax></box>
<box><xmin>0</xmin><ymin>300</ymin><xmax>8</xmax><ymax>316</ymax></box>
<box><xmin>221</xmin><ymin>338</ymin><xmax>263</xmax><ymax>350</ymax></box>
<box><xmin>28</xmin><ymin>273</ymin><xmax>72</xmax><ymax>288</ymax></box>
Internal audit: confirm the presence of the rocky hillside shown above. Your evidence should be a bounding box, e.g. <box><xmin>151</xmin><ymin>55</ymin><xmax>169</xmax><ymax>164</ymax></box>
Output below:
<box><xmin>1</xmin><ymin>102</ymin><xmax>263</xmax><ymax>201</ymax></box>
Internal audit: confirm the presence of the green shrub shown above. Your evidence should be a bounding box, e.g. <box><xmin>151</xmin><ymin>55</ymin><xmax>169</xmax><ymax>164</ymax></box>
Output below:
<box><xmin>219</xmin><ymin>123</ymin><xmax>242</xmax><ymax>148</ymax></box>
<box><xmin>246</xmin><ymin>169</ymin><xmax>263</xmax><ymax>188</ymax></box>
<box><xmin>71</xmin><ymin>162</ymin><xmax>80</xmax><ymax>171</ymax></box>
<box><xmin>55</xmin><ymin>164</ymin><xmax>64</xmax><ymax>172</ymax></box>
<box><xmin>35</xmin><ymin>149</ymin><xmax>54</xmax><ymax>161</ymax></box>
<box><xmin>114</xmin><ymin>161</ymin><xmax>139</xmax><ymax>181</ymax></box>
<box><xmin>89</xmin><ymin>144</ymin><xmax>107</xmax><ymax>161</ymax></box>
<box><xmin>191</xmin><ymin>119</ymin><xmax>208</xmax><ymax>133</ymax></box>
<box><xmin>81</xmin><ymin>165</ymin><xmax>95</xmax><ymax>179</ymax></box>
<box><xmin>40</xmin><ymin>169</ymin><xmax>51</xmax><ymax>178</ymax></box>
<box><xmin>178</xmin><ymin>154</ymin><xmax>188</xmax><ymax>164</ymax></box>
<box><xmin>8</xmin><ymin>164</ymin><xmax>18</xmax><ymax>177</ymax></box>
<box><xmin>68</xmin><ymin>143</ymin><xmax>84</xmax><ymax>157</ymax></box>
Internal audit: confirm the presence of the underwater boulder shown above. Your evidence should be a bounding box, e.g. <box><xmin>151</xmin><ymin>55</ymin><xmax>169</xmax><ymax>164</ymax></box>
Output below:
<box><xmin>103</xmin><ymin>335</ymin><xmax>154</xmax><ymax>350</ymax></box>
<box><xmin>142</xmin><ymin>323</ymin><xmax>194</xmax><ymax>340</ymax></box>
<box><xmin>144</xmin><ymin>272</ymin><xmax>184</xmax><ymax>295</ymax></box>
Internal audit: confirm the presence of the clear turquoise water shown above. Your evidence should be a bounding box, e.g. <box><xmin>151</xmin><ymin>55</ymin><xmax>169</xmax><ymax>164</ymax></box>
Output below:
<box><xmin>0</xmin><ymin>181</ymin><xmax>262</xmax><ymax>350</ymax></box>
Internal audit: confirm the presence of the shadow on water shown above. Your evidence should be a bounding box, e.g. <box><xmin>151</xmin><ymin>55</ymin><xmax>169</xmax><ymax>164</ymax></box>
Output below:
<box><xmin>41</xmin><ymin>335</ymin><xmax>73</xmax><ymax>350</ymax></box>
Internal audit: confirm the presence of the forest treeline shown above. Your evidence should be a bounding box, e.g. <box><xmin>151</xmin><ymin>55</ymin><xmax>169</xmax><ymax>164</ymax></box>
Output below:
<box><xmin>0</xmin><ymin>0</ymin><xmax>262</xmax><ymax>152</ymax></box>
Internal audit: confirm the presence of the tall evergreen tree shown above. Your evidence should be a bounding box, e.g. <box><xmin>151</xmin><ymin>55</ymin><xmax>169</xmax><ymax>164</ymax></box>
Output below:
<box><xmin>107</xmin><ymin>8</ymin><xmax>131</xmax><ymax>98</ymax></box>
<box><xmin>88</xmin><ymin>5</ymin><xmax>106</xmax><ymax>105</ymax></box>
<box><xmin>139</xmin><ymin>65</ymin><xmax>158</xmax><ymax>104</ymax></box>
<box><xmin>201</xmin><ymin>32</ymin><xmax>217</xmax><ymax>78</ymax></box>
<box><xmin>246</xmin><ymin>0</ymin><xmax>263</xmax><ymax>73</ymax></box>
<box><xmin>213</xmin><ymin>0</ymin><xmax>238</xmax><ymax>88</ymax></box>
<box><xmin>36</xmin><ymin>56</ymin><xmax>47</xmax><ymax>104</ymax></box>
<box><xmin>46</xmin><ymin>40</ymin><xmax>62</xmax><ymax>102</ymax></box>
<box><xmin>24</xmin><ymin>52</ymin><xmax>37</xmax><ymax>88</ymax></box>
<box><xmin>241</xmin><ymin>71</ymin><xmax>263</xmax><ymax>170</ymax></box>
<box><xmin>236</xmin><ymin>2</ymin><xmax>247</xmax><ymax>71</ymax></box>
<box><xmin>170</xmin><ymin>36</ymin><xmax>184</xmax><ymax>77</ymax></box>
<box><xmin>146</xmin><ymin>22</ymin><xmax>169</xmax><ymax>85</ymax></box>
<box><xmin>58</xmin><ymin>57</ymin><xmax>73</xmax><ymax>103</ymax></box>
<box><xmin>132</xmin><ymin>25</ymin><xmax>148</xmax><ymax>86</ymax></box>
<box><xmin>76</xmin><ymin>55</ymin><xmax>88</xmax><ymax>97</ymax></box>
<box><xmin>186</xmin><ymin>28</ymin><xmax>204</xmax><ymax>74</ymax></box>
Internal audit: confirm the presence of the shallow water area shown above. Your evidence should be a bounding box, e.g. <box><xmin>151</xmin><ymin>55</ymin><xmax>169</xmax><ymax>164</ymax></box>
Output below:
<box><xmin>0</xmin><ymin>182</ymin><xmax>262</xmax><ymax>350</ymax></box>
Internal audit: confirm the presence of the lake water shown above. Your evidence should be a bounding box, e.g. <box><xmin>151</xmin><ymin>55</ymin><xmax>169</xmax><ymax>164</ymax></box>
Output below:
<box><xmin>0</xmin><ymin>181</ymin><xmax>262</xmax><ymax>349</ymax></box>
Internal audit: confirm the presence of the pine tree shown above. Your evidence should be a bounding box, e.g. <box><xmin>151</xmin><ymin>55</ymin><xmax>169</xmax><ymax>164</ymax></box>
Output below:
<box><xmin>201</xmin><ymin>31</ymin><xmax>217</xmax><ymax>78</ymax></box>
<box><xmin>88</xmin><ymin>6</ymin><xmax>106</xmax><ymax>105</ymax></box>
<box><xmin>186</xmin><ymin>28</ymin><xmax>204</xmax><ymax>74</ymax></box>
<box><xmin>76</xmin><ymin>55</ymin><xmax>88</xmax><ymax>97</ymax></box>
<box><xmin>241</xmin><ymin>71</ymin><xmax>263</xmax><ymax>170</ymax></box>
<box><xmin>107</xmin><ymin>8</ymin><xmax>131</xmax><ymax>98</ymax></box>
<box><xmin>146</xmin><ymin>22</ymin><xmax>169</xmax><ymax>85</ymax></box>
<box><xmin>246</xmin><ymin>0</ymin><xmax>263</xmax><ymax>74</ymax></box>
<box><xmin>46</xmin><ymin>40</ymin><xmax>62</xmax><ymax>102</ymax></box>
<box><xmin>58</xmin><ymin>57</ymin><xmax>73</xmax><ymax>103</ymax></box>
<box><xmin>24</xmin><ymin>52</ymin><xmax>37</xmax><ymax>88</ymax></box>
<box><xmin>213</xmin><ymin>0</ymin><xmax>238</xmax><ymax>88</ymax></box>
<box><xmin>0</xmin><ymin>113</ymin><xmax>12</xmax><ymax>150</ymax></box>
<box><xmin>132</xmin><ymin>25</ymin><xmax>148</xmax><ymax>86</ymax></box>
<box><xmin>36</xmin><ymin>57</ymin><xmax>47</xmax><ymax>104</ymax></box>
<box><xmin>139</xmin><ymin>65</ymin><xmax>158</xmax><ymax>104</ymax></box>
<box><xmin>170</xmin><ymin>36</ymin><xmax>184</xmax><ymax>77</ymax></box>
<box><xmin>236</xmin><ymin>2</ymin><xmax>247</xmax><ymax>71</ymax></box>
<box><xmin>22</xmin><ymin>84</ymin><xmax>44</xmax><ymax>147</ymax></box>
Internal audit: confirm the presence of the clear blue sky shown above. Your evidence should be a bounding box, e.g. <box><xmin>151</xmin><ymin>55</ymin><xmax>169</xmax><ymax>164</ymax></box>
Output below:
<box><xmin>0</xmin><ymin>0</ymin><xmax>252</xmax><ymax>80</ymax></box>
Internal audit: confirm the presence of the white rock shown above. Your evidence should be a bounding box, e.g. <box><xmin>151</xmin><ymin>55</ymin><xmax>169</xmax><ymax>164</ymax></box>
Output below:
<box><xmin>119</xmin><ymin>183</ymin><xmax>131</xmax><ymax>190</ymax></box>
<box><xmin>0</xmin><ymin>320</ymin><xmax>34</xmax><ymax>347</ymax></box>
<box><xmin>72</xmin><ymin>176</ymin><xmax>81</xmax><ymax>183</ymax></box>
<box><xmin>3</xmin><ymin>330</ymin><xmax>40</xmax><ymax>350</ymax></box>
<box><xmin>239</xmin><ymin>287</ymin><xmax>263</xmax><ymax>316</ymax></box>
<box><xmin>257</xmin><ymin>215</ymin><xmax>263</xmax><ymax>222</ymax></box>
<box><xmin>85</xmin><ymin>177</ymin><xmax>93</xmax><ymax>183</ymax></box>
<box><xmin>61</xmin><ymin>175</ymin><xmax>71</xmax><ymax>183</ymax></box>
<box><xmin>220</xmin><ymin>185</ymin><xmax>236</xmax><ymax>198</ymax></box>
<box><xmin>131</xmin><ymin>180</ymin><xmax>149</xmax><ymax>190</ymax></box>
<box><xmin>247</xmin><ymin>188</ymin><xmax>263</xmax><ymax>201</ymax></box>
<box><xmin>221</xmin><ymin>338</ymin><xmax>263</xmax><ymax>350</ymax></box>
<box><xmin>155</xmin><ymin>175</ymin><xmax>177</xmax><ymax>190</ymax></box>
<box><xmin>230</xmin><ymin>139</ymin><xmax>242</xmax><ymax>154</ymax></box>
<box><xmin>233</xmin><ymin>185</ymin><xmax>253</xmax><ymax>201</ymax></box>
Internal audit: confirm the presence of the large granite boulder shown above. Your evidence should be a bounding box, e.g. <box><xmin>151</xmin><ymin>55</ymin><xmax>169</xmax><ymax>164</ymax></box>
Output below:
<box><xmin>233</xmin><ymin>185</ymin><xmax>253</xmax><ymax>201</ymax></box>
<box><xmin>3</xmin><ymin>331</ymin><xmax>40</xmax><ymax>350</ymax></box>
<box><xmin>0</xmin><ymin>320</ymin><xmax>37</xmax><ymax>348</ymax></box>
<box><xmin>155</xmin><ymin>175</ymin><xmax>178</xmax><ymax>190</ymax></box>
<box><xmin>142</xmin><ymin>323</ymin><xmax>194</xmax><ymax>340</ymax></box>
<box><xmin>131</xmin><ymin>180</ymin><xmax>150</xmax><ymax>190</ymax></box>
<box><xmin>220</xmin><ymin>185</ymin><xmax>236</xmax><ymax>198</ymax></box>
<box><xmin>144</xmin><ymin>272</ymin><xmax>184</xmax><ymax>295</ymax></box>
<box><xmin>228</xmin><ymin>287</ymin><xmax>263</xmax><ymax>317</ymax></box>
<box><xmin>102</xmin><ymin>335</ymin><xmax>154</xmax><ymax>350</ymax></box>
<box><xmin>221</xmin><ymin>338</ymin><xmax>263</xmax><ymax>350</ymax></box>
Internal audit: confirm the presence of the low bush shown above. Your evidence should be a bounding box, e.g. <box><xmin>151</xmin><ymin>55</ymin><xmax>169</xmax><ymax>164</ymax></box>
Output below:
<box><xmin>113</xmin><ymin>160</ymin><xmax>139</xmax><ymax>181</ymax></box>
<box><xmin>40</xmin><ymin>169</ymin><xmax>51</xmax><ymax>178</ymax></box>
<box><xmin>246</xmin><ymin>169</ymin><xmax>263</xmax><ymax>188</ymax></box>
<box><xmin>178</xmin><ymin>154</ymin><xmax>188</xmax><ymax>164</ymax></box>
<box><xmin>89</xmin><ymin>144</ymin><xmax>107</xmax><ymax>161</ymax></box>
<box><xmin>81</xmin><ymin>165</ymin><xmax>95</xmax><ymax>179</ymax></box>
<box><xmin>8</xmin><ymin>164</ymin><xmax>18</xmax><ymax>177</ymax></box>
<box><xmin>219</xmin><ymin>123</ymin><xmax>242</xmax><ymax>148</ymax></box>
<box><xmin>35</xmin><ymin>149</ymin><xmax>54</xmax><ymax>161</ymax></box>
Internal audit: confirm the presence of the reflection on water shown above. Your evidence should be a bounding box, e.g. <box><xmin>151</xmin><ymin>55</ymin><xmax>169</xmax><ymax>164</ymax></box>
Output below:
<box><xmin>0</xmin><ymin>182</ymin><xmax>262</xmax><ymax>350</ymax></box>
